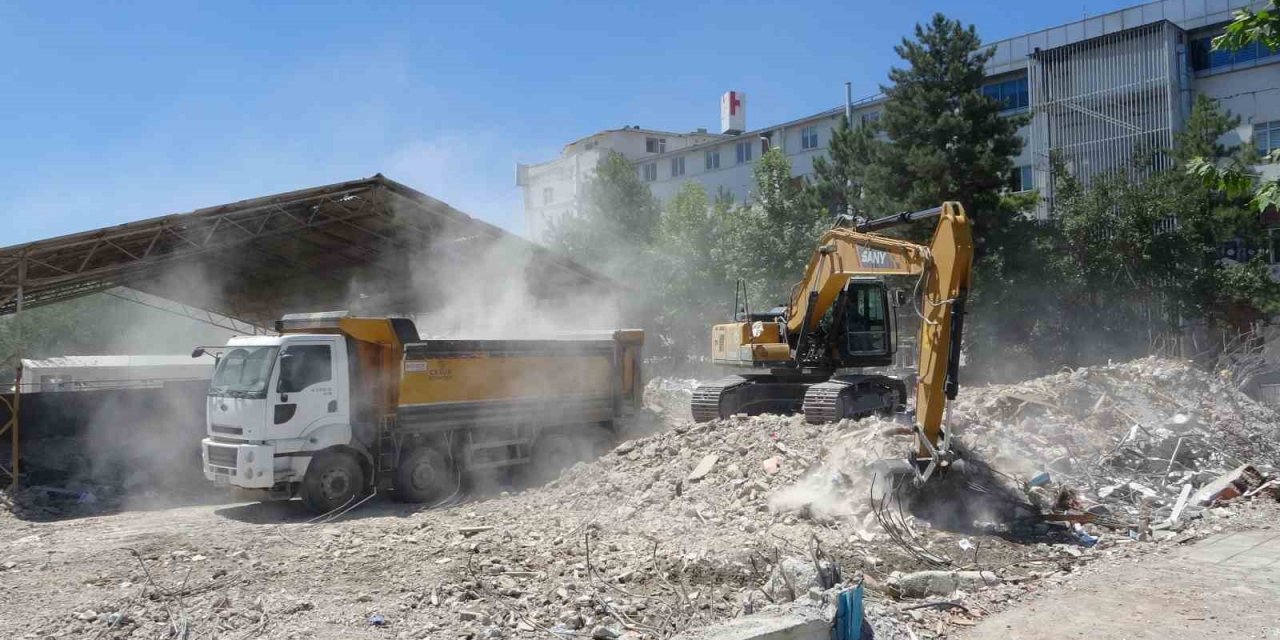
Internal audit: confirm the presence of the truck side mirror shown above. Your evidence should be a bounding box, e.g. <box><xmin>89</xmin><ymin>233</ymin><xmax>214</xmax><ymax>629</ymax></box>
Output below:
<box><xmin>191</xmin><ymin>347</ymin><xmax>206</xmax><ymax>359</ymax></box>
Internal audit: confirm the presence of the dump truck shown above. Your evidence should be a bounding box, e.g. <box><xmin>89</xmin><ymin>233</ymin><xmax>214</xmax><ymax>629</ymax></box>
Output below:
<box><xmin>199</xmin><ymin>312</ymin><xmax>644</xmax><ymax>513</ymax></box>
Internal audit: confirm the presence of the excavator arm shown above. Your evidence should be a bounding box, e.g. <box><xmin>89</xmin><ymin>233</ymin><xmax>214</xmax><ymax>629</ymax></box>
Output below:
<box><xmin>904</xmin><ymin>203</ymin><xmax>973</xmax><ymax>477</ymax></box>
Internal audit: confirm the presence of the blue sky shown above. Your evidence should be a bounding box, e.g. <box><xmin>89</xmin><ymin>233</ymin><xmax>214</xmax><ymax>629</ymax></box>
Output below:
<box><xmin>1</xmin><ymin>0</ymin><xmax>1139</xmax><ymax>244</ymax></box>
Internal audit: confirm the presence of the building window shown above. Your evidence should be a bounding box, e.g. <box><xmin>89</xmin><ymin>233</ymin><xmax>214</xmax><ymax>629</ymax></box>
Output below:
<box><xmin>705</xmin><ymin>150</ymin><xmax>720</xmax><ymax>170</ymax></box>
<box><xmin>641</xmin><ymin>162</ymin><xmax>657</xmax><ymax>182</ymax></box>
<box><xmin>542</xmin><ymin>187</ymin><xmax>554</xmax><ymax>205</ymax></box>
<box><xmin>982</xmin><ymin>77</ymin><xmax>1029</xmax><ymax>112</ymax></box>
<box><xmin>1190</xmin><ymin>36</ymin><xmax>1280</xmax><ymax>71</ymax></box>
<box><xmin>646</xmin><ymin>137</ymin><xmax>666</xmax><ymax>154</ymax></box>
<box><xmin>735</xmin><ymin>141</ymin><xmax>753</xmax><ymax>164</ymax></box>
<box><xmin>801</xmin><ymin>126</ymin><xmax>819</xmax><ymax>150</ymax></box>
<box><xmin>1154</xmin><ymin>215</ymin><xmax>1181</xmax><ymax>235</ymax></box>
<box><xmin>1269</xmin><ymin>228</ymin><xmax>1280</xmax><ymax>264</ymax></box>
<box><xmin>1010</xmin><ymin>165</ymin><xmax>1033</xmax><ymax>192</ymax></box>
<box><xmin>1256</xmin><ymin>120</ymin><xmax>1280</xmax><ymax>157</ymax></box>
<box><xmin>860</xmin><ymin>111</ymin><xmax>881</xmax><ymax>127</ymax></box>
<box><xmin>671</xmin><ymin>156</ymin><xmax>685</xmax><ymax>177</ymax></box>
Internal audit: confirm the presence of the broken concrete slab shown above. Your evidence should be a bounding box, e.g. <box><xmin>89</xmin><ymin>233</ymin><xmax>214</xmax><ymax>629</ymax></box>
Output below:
<box><xmin>671</xmin><ymin>603</ymin><xmax>828</xmax><ymax>640</ymax></box>
<box><xmin>687</xmin><ymin>454</ymin><xmax>719</xmax><ymax>482</ymax></box>
<box><xmin>887</xmin><ymin>570</ymin><xmax>1001</xmax><ymax>599</ymax></box>
<box><xmin>1190</xmin><ymin>464</ymin><xmax>1265</xmax><ymax>506</ymax></box>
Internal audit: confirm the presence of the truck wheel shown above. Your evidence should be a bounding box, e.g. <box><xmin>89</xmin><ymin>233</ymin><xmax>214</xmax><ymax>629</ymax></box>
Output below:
<box><xmin>526</xmin><ymin>432</ymin><xmax>579</xmax><ymax>485</ymax></box>
<box><xmin>301</xmin><ymin>450</ymin><xmax>365</xmax><ymax>514</ymax></box>
<box><xmin>583</xmin><ymin>423</ymin><xmax>615</xmax><ymax>457</ymax></box>
<box><xmin>394</xmin><ymin>446</ymin><xmax>450</xmax><ymax>504</ymax></box>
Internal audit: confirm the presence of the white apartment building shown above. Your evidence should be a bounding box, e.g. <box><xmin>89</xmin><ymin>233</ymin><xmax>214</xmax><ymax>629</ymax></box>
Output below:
<box><xmin>518</xmin><ymin>0</ymin><xmax>1280</xmax><ymax>238</ymax></box>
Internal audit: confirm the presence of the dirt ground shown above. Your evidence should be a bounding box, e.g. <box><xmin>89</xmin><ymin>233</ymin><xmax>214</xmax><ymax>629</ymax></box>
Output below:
<box><xmin>3</xmin><ymin>359</ymin><xmax>1279</xmax><ymax>639</ymax></box>
<box><xmin>959</xmin><ymin>526</ymin><xmax>1280</xmax><ymax>640</ymax></box>
<box><xmin>3</xmin><ymin>486</ymin><xmax>1277</xmax><ymax>640</ymax></box>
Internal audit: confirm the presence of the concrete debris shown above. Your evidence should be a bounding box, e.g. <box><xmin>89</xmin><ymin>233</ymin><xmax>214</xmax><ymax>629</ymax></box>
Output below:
<box><xmin>887</xmin><ymin>571</ymin><xmax>1002</xmax><ymax>599</ymax></box>
<box><xmin>3</xmin><ymin>359</ymin><xmax>1278</xmax><ymax>640</ymax></box>
<box><xmin>590</xmin><ymin>625</ymin><xmax>621</xmax><ymax>639</ymax></box>
<box><xmin>762</xmin><ymin>456</ymin><xmax>782</xmax><ymax>475</ymax></box>
<box><xmin>1190</xmin><ymin>465</ymin><xmax>1265</xmax><ymax>507</ymax></box>
<box><xmin>686</xmin><ymin>453</ymin><xmax>719</xmax><ymax>482</ymax></box>
<box><xmin>952</xmin><ymin>358</ymin><xmax>1280</xmax><ymax>529</ymax></box>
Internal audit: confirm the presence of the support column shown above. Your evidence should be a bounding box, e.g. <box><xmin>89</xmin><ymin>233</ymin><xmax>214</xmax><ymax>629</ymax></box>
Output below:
<box><xmin>1</xmin><ymin>254</ymin><xmax>22</xmax><ymax>489</ymax></box>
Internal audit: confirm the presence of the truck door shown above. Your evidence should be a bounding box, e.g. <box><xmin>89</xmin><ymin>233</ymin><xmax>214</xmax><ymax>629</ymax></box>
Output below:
<box><xmin>271</xmin><ymin>340</ymin><xmax>344</xmax><ymax>438</ymax></box>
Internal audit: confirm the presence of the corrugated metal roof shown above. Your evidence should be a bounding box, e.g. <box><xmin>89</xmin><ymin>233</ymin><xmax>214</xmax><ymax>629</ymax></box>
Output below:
<box><xmin>0</xmin><ymin>175</ymin><xmax>612</xmax><ymax>328</ymax></box>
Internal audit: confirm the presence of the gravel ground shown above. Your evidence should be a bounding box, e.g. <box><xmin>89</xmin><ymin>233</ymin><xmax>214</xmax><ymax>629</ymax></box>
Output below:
<box><xmin>1</xmin><ymin>358</ymin><xmax>1277</xmax><ymax>640</ymax></box>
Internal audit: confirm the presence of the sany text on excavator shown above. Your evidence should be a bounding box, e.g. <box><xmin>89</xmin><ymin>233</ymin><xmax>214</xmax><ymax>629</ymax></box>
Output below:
<box><xmin>692</xmin><ymin>202</ymin><xmax>973</xmax><ymax>481</ymax></box>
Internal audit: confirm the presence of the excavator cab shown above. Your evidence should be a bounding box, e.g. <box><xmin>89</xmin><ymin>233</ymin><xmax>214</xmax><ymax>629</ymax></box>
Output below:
<box><xmin>836</xmin><ymin>278</ymin><xmax>894</xmax><ymax>367</ymax></box>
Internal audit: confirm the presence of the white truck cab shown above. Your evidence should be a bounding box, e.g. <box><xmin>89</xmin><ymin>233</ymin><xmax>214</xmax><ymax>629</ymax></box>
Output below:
<box><xmin>201</xmin><ymin>334</ymin><xmax>355</xmax><ymax>497</ymax></box>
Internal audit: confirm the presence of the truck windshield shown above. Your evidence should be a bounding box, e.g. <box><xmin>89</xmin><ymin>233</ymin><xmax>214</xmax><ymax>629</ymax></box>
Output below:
<box><xmin>209</xmin><ymin>346</ymin><xmax>279</xmax><ymax>397</ymax></box>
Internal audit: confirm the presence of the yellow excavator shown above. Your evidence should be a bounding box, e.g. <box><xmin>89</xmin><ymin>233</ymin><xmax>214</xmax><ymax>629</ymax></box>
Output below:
<box><xmin>692</xmin><ymin>202</ymin><xmax>973</xmax><ymax>479</ymax></box>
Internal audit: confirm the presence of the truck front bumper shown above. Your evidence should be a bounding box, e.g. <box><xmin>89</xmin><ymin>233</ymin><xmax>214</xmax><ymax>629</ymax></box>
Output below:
<box><xmin>202</xmin><ymin>439</ymin><xmax>280</xmax><ymax>489</ymax></box>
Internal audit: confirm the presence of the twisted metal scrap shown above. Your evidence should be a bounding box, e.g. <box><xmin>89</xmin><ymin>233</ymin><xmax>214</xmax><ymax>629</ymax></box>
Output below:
<box><xmin>869</xmin><ymin>471</ymin><xmax>952</xmax><ymax>568</ymax></box>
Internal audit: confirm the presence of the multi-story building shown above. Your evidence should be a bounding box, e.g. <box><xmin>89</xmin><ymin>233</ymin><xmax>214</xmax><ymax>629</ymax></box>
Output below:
<box><xmin>518</xmin><ymin>0</ymin><xmax>1279</xmax><ymax>238</ymax></box>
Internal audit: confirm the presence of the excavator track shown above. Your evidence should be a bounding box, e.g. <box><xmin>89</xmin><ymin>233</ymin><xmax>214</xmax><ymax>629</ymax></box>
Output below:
<box><xmin>691</xmin><ymin>376</ymin><xmax>749</xmax><ymax>422</ymax></box>
<box><xmin>803</xmin><ymin>375</ymin><xmax>908</xmax><ymax>424</ymax></box>
<box><xmin>691</xmin><ymin>375</ymin><xmax>813</xmax><ymax>422</ymax></box>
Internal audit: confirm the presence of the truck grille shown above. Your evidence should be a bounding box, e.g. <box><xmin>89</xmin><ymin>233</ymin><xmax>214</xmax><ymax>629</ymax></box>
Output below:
<box><xmin>207</xmin><ymin>444</ymin><xmax>238</xmax><ymax>468</ymax></box>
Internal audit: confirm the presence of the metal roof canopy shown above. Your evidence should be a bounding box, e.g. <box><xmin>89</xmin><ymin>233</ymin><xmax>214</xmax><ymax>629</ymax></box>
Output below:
<box><xmin>0</xmin><ymin>174</ymin><xmax>610</xmax><ymax>328</ymax></box>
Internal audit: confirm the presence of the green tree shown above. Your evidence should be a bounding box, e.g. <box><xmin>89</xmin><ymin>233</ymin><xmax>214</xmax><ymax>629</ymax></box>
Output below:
<box><xmin>829</xmin><ymin>13</ymin><xmax>1040</xmax><ymax>379</ymax></box>
<box><xmin>875</xmin><ymin>13</ymin><xmax>1028</xmax><ymax>249</ymax></box>
<box><xmin>719</xmin><ymin>148</ymin><xmax>826</xmax><ymax>306</ymax></box>
<box><xmin>1043</xmin><ymin>96</ymin><xmax>1280</xmax><ymax>368</ymax></box>
<box><xmin>653</xmin><ymin>183</ymin><xmax>731</xmax><ymax>355</ymax></box>
<box><xmin>1214</xmin><ymin>0</ymin><xmax>1280</xmax><ymax>51</ymax></box>
<box><xmin>1188</xmin><ymin>1</ymin><xmax>1280</xmax><ymax>213</ymax></box>
<box><xmin>808</xmin><ymin>116</ymin><xmax>886</xmax><ymax>218</ymax></box>
<box><xmin>544</xmin><ymin>150</ymin><xmax>661</xmax><ymax>273</ymax></box>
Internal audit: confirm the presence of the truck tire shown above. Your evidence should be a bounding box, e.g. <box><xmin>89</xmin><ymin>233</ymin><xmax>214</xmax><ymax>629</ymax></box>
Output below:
<box><xmin>300</xmin><ymin>450</ymin><xmax>365</xmax><ymax>514</ymax></box>
<box><xmin>394</xmin><ymin>446</ymin><xmax>451</xmax><ymax>504</ymax></box>
<box><xmin>524</xmin><ymin>425</ymin><xmax>610</xmax><ymax>486</ymax></box>
<box><xmin>525</xmin><ymin>432</ymin><xmax>578</xmax><ymax>485</ymax></box>
<box><xmin>582</xmin><ymin>423</ymin><xmax>615</xmax><ymax>458</ymax></box>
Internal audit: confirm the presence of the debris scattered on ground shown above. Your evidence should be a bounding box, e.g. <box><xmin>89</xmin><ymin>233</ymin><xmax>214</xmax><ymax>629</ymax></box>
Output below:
<box><xmin>2</xmin><ymin>357</ymin><xmax>1278</xmax><ymax>639</ymax></box>
<box><xmin>952</xmin><ymin>357</ymin><xmax>1280</xmax><ymax>534</ymax></box>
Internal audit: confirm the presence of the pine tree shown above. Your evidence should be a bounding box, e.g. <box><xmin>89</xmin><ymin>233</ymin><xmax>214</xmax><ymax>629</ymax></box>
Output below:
<box><xmin>809</xmin><ymin>116</ymin><xmax>887</xmax><ymax>219</ymax></box>
<box><xmin>876</xmin><ymin>13</ymin><xmax>1028</xmax><ymax>252</ymax></box>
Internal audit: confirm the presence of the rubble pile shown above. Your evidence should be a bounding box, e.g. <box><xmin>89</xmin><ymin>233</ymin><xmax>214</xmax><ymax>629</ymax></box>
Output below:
<box><xmin>408</xmin><ymin>413</ymin><xmax>923</xmax><ymax>639</ymax></box>
<box><xmin>642</xmin><ymin>377</ymin><xmax>698</xmax><ymax>422</ymax></box>
<box><xmin>952</xmin><ymin>357</ymin><xmax>1280</xmax><ymax>532</ymax></box>
<box><xmin>4</xmin><ymin>358</ymin><xmax>1279</xmax><ymax>640</ymax></box>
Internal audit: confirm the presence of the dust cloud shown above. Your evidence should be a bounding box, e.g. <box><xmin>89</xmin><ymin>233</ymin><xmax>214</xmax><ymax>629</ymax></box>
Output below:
<box><xmin>405</xmin><ymin>234</ymin><xmax>626</xmax><ymax>339</ymax></box>
<box><xmin>9</xmin><ymin>262</ymin><xmax>236</xmax><ymax>514</ymax></box>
